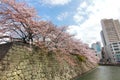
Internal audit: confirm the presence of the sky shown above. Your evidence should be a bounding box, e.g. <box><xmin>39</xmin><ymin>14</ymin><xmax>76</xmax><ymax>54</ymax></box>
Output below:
<box><xmin>24</xmin><ymin>0</ymin><xmax>120</xmax><ymax>46</ymax></box>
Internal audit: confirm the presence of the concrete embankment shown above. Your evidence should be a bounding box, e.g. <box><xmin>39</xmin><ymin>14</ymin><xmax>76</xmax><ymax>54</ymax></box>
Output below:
<box><xmin>99</xmin><ymin>63</ymin><xmax>120</xmax><ymax>67</ymax></box>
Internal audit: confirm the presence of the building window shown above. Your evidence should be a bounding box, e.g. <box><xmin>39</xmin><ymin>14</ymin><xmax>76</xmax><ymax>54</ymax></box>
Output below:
<box><xmin>113</xmin><ymin>45</ymin><xmax>118</xmax><ymax>47</ymax></box>
<box><xmin>112</xmin><ymin>43</ymin><xmax>117</xmax><ymax>45</ymax></box>
<box><xmin>114</xmin><ymin>48</ymin><xmax>119</xmax><ymax>50</ymax></box>
<box><xmin>116</xmin><ymin>52</ymin><xmax>120</xmax><ymax>54</ymax></box>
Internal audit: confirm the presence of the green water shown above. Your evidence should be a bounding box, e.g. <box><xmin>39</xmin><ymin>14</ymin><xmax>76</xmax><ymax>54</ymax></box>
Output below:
<box><xmin>75</xmin><ymin>66</ymin><xmax>120</xmax><ymax>80</ymax></box>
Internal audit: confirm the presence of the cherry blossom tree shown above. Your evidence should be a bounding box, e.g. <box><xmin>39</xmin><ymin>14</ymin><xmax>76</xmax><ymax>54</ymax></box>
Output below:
<box><xmin>0</xmin><ymin>0</ymin><xmax>38</xmax><ymax>43</ymax></box>
<box><xmin>0</xmin><ymin>0</ymin><xmax>99</xmax><ymax>64</ymax></box>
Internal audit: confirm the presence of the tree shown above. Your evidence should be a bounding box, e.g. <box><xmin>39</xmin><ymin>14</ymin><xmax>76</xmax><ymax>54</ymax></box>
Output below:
<box><xmin>0</xmin><ymin>0</ymin><xmax>38</xmax><ymax>43</ymax></box>
<box><xmin>0</xmin><ymin>0</ymin><xmax>99</xmax><ymax>64</ymax></box>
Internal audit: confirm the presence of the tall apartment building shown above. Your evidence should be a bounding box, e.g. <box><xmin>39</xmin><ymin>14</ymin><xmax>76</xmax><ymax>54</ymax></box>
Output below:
<box><xmin>101</xmin><ymin>19</ymin><xmax>120</xmax><ymax>63</ymax></box>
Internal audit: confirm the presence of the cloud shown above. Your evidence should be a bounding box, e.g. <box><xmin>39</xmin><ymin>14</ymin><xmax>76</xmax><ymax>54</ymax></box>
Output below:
<box><xmin>40</xmin><ymin>0</ymin><xmax>71</xmax><ymax>6</ymax></box>
<box><xmin>80</xmin><ymin>1</ymin><xmax>87</xmax><ymax>9</ymax></box>
<box><xmin>73</xmin><ymin>1</ymin><xmax>91</xmax><ymax>23</ymax></box>
<box><xmin>73</xmin><ymin>13</ymin><xmax>84</xmax><ymax>23</ymax></box>
<box><xmin>68</xmin><ymin>0</ymin><xmax>120</xmax><ymax>46</ymax></box>
<box><xmin>57</xmin><ymin>12</ymin><xmax>68</xmax><ymax>21</ymax></box>
<box><xmin>41</xmin><ymin>15</ymin><xmax>51</xmax><ymax>20</ymax></box>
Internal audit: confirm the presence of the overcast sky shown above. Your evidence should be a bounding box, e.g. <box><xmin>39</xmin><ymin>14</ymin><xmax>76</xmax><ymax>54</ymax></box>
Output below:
<box><xmin>25</xmin><ymin>0</ymin><xmax>120</xmax><ymax>46</ymax></box>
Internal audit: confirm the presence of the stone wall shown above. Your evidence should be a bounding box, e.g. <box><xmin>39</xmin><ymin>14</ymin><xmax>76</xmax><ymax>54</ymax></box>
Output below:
<box><xmin>0</xmin><ymin>43</ymin><xmax>96</xmax><ymax>80</ymax></box>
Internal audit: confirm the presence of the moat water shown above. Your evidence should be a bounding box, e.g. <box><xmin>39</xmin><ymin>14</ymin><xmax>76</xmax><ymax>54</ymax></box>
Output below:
<box><xmin>75</xmin><ymin>66</ymin><xmax>120</xmax><ymax>80</ymax></box>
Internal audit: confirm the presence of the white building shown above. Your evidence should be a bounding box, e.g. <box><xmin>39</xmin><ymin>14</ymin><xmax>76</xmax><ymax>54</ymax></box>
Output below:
<box><xmin>101</xmin><ymin>19</ymin><xmax>120</xmax><ymax>63</ymax></box>
<box><xmin>0</xmin><ymin>33</ymin><xmax>10</xmax><ymax>44</ymax></box>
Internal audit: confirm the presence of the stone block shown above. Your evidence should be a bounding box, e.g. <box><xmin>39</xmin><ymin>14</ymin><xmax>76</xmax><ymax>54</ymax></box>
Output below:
<box><xmin>7</xmin><ymin>73</ymin><xmax>12</xmax><ymax>77</ymax></box>
<box><xmin>12</xmin><ymin>72</ymin><xmax>17</xmax><ymax>76</ymax></box>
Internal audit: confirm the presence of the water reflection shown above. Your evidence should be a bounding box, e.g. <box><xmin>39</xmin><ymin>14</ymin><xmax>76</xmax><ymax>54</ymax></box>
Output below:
<box><xmin>75</xmin><ymin>66</ymin><xmax>120</xmax><ymax>80</ymax></box>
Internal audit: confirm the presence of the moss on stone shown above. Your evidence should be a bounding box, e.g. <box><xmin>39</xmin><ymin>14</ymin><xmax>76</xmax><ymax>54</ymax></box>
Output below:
<box><xmin>77</xmin><ymin>55</ymin><xmax>86</xmax><ymax>62</ymax></box>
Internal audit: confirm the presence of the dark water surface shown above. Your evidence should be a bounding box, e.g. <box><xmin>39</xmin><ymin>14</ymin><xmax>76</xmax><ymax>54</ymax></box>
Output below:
<box><xmin>75</xmin><ymin>66</ymin><xmax>120</xmax><ymax>80</ymax></box>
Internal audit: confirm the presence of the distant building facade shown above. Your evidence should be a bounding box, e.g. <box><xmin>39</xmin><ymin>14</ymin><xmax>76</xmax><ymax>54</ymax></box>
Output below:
<box><xmin>91</xmin><ymin>42</ymin><xmax>102</xmax><ymax>59</ymax></box>
<box><xmin>101</xmin><ymin>19</ymin><xmax>120</xmax><ymax>63</ymax></box>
